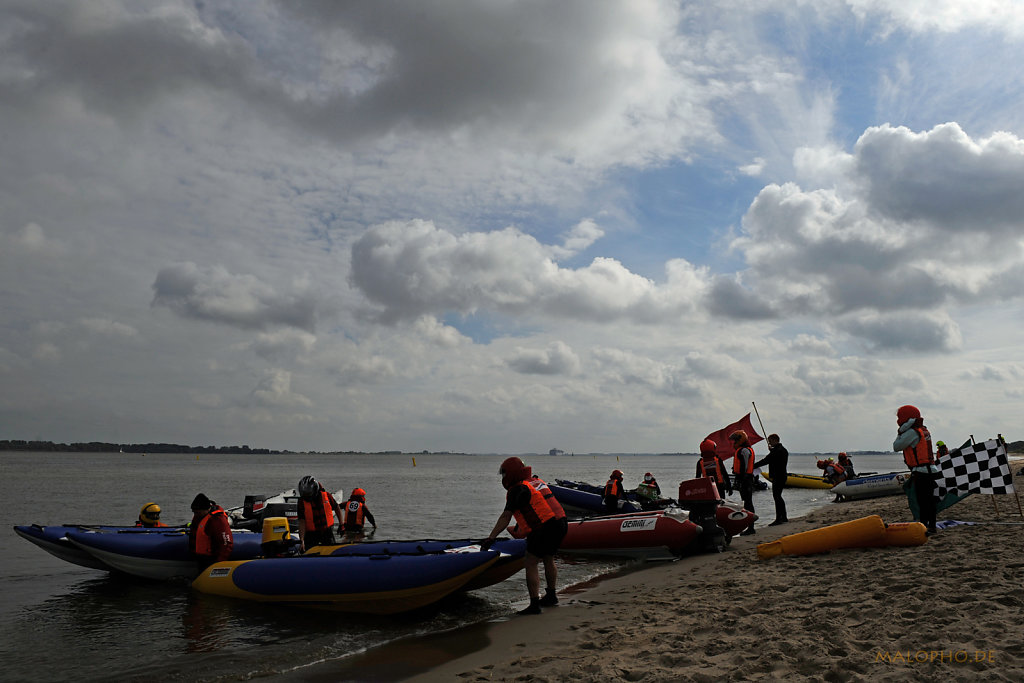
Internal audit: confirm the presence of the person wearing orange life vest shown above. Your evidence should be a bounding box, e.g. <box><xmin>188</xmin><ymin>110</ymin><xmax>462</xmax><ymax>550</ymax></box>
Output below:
<box><xmin>696</xmin><ymin>439</ymin><xmax>733</xmax><ymax>496</ymax></box>
<box><xmin>603</xmin><ymin>469</ymin><xmax>628</xmax><ymax>513</ymax></box>
<box><xmin>296</xmin><ymin>475</ymin><xmax>343</xmax><ymax>551</ymax></box>
<box><xmin>481</xmin><ymin>457</ymin><xmax>567</xmax><ymax>615</ymax></box>
<box><xmin>837</xmin><ymin>451</ymin><xmax>856</xmax><ymax>478</ymax></box>
<box><xmin>135</xmin><ymin>502</ymin><xmax>168</xmax><ymax>528</ymax></box>
<box><xmin>729</xmin><ymin>430</ymin><xmax>757</xmax><ymax>535</ymax></box>
<box><xmin>342</xmin><ymin>487</ymin><xmax>377</xmax><ymax>535</ymax></box>
<box><xmin>188</xmin><ymin>493</ymin><xmax>233</xmax><ymax>571</ymax></box>
<box><xmin>816</xmin><ymin>458</ymin><xmax>846</xmax><ymax>485</ymax></box>
<box><xmin>893</xmin><ymin>404</ymin><xmax>939</xmax><ymax>534</ymax></box>
<box><xmin>529</xmin><ymin>475</ymin><xmax>567</xmax><ymax>521</ymax></box>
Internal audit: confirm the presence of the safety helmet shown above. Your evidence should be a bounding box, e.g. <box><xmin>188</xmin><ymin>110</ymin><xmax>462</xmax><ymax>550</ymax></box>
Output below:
<box><xmin>729</xmin><ymin>430</ymin><xmax>747</xmax><ymax>445</ymax></box>
<box><xmin>499</xmin><ymin>456</ymin><xmax>531</xmax><ymax>490</ymax></box>
<box><xmin>816</xmin><ymin>459</ymin><xmax>827</xmax><ymax>469</ymax></box>
<box><xmin>298</xmin><ymin>475</ymin><xmax>320</xmax><ymax>500</ymax></box>
<box><xmin>896</xmin><ymin>405</ymin><xmax>921</xmax><ymax>425</ymax></box>
<box><xmin>351</xmin><ymin>487</ymin><xmax>366</xmax><ymax>499</ymax></box>
<box><xmin>611</xmin><ymin>469</ymin><xmax>623</xmax><ymax>479</ymax></box>
<box><xmin>643</xmin><ymin>472</ymin><xmax>654</xmax><ymax>483</ymax></box>
<box><xmin>699</xmin><ymin>438</ymin><xmax>717</xmax><ymax>455</ymax></box>
<box><xmin>139</xmin><ymin>502</ymin><xmax>161</xmax><ymax>524</ymax></box>
<box><xmin>936</xmin><ymin>441</ymin><xmax>946</xmax><ymax>448</ymax></box>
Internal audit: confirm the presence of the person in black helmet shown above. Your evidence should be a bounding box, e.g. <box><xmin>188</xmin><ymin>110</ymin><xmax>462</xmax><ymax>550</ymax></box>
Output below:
<box><xmin>188</xmin><ymin>493</ymin><xmax>233</xmax><ymax>571</ymax></box>
<box><xmin>296</xmin><ymin>475</ymin><xmax>343</xmax><ymax>551</ymax></box>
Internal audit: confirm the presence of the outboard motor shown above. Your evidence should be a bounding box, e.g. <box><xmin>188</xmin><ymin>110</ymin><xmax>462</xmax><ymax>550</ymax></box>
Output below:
<box><xmin>260</xmin><ymin>516</ymin><xmax>298</xmax><ymax>558</ymax></box>
<box><xmin>678</xmin><ymin>478</ymin><xmax>727</xmax><ymax>552</ymax></box>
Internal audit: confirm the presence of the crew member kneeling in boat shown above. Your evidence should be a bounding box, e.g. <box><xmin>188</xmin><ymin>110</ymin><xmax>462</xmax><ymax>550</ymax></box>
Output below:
<box><xmin>729</xmin><ymin>430</ymin><xmax>757</xmax><ymax>535</ymax></box>
<box><xmin>603</xmin><ymin>469</ymin><xmax>628</xmax><ymax>513</ymax></box>
<box><xmin>816</xmin><ymin>458</ymin><xmax>846</xmax><ymax>485</ymax></box>
<box><xmin>837</xmin><ymin>452</ymin><xmax>856</xmax><ymax>478</ymax></box>
<box><xmin>188</xmin><ymin>493</ymin><xmax>233</xmax><ymax>571</ymax></box>
<box><xmin>482</xmin><ymin>457</ymin><xmax>567</xmax><ymax>615</ymax></box>
<box><xmin>893</xmin><ymin>404</ymin><xmax>939</xmax><ymax>535</ymax></box>
<box><xmin>696</xmin><ymin>439</ymin><xmax>733</xmax><ymax>496</ymax></box>
<box><xmin>636</xmin><ymin>472</ymin><xmax>662</xmax><ymax>501</ymax></box>
<box><xmin>136</xmin><ymin>502</ymin><xmax>168</xmax><ymax>528</ymax></box>
<box><xmin>297</xmin><ymin>475</ymin><xmax>344</xmax><ymax>551</ymax></box>
<box><xmin>342</xmin><ymin>487</ymin><xmax>377</xmax><ymax>536</ymax></box>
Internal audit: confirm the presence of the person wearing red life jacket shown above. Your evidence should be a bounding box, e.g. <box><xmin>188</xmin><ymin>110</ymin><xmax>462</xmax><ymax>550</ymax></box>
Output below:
<box><xmin>342</xmin><ymin>487</ymin><xmax>377</xmax><ymax>535</ymax></box>
<box><xmin>296</xmin><ymin>475</ymin><xmax>343</xmax><ymax>551</ymax></box>
<box><xmin>135</xmin><ymin>502</ymin><xmax>168</xmax><ymax>528</ymax></box>
<box><xmin>816</xmin><ymin>458</ymin><xmax>847</xmax><ymax>485</ymax></box>
<box><xmin>837</xmin><ymin>451</ymin><xmax>856</xmax><ymax>478</ymax></box>
<box><xmin>481</xmin><ymin>457</ymin><xmax>567</xmax><ymax>614</ymax></box>
<box><xmin>729</xmin><ymin>430</ymin><xmax>757</xmax><ymax>535</ymax></box>
<box><xmin>696</xmin><ymin>439</ymin><xmax>733</xmax><ymax>496</ymax></box>
<box><xmin>188</xmin><ymin>493</ymin><xmax>233</xmax><ymax>571</ymax></box>
<box><xmin>602</xmin><ymin>469</ymin><xmax>627</xmax><ymax>513</ymax></box>
<box><xmin>893</xmin><ymin>404</ymin><xmax>938</xmax><ymax>534</ymax></box>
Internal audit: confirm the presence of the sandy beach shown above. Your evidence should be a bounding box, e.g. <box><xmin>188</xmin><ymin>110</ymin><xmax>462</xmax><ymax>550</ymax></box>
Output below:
<box><xmin>290</xmin><ymin>467</ymin><xmax>1024</xmax><ymax>682</ymax></box>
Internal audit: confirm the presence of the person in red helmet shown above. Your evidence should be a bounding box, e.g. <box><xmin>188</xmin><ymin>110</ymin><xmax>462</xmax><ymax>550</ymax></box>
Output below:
<box><xmin>342</xmin><ymin>487</ymin><xmax>376</xmax><ymax>536</ymax></box>
<box><xmin>893</xmin><ymin>404</ymin><xmax>938</xmax><ymax>534</ymax></box>
<box><xmin>481</xmin><ymin>457</ymin><xmax>566</xmax><ymax>614</ymax></box>
<box><xmin>603</xmin><ymin>469</ymin><xmax>628</xmax><ymax>513</ymax></box>
<box><xmin>754</xmin><ymin>433</ymin><xmax>789</xmax><ymax>526</ymax></box>
<box><xmin>696</xmin><ymin>439</ymin><xmax>733</xmax><ymax>496</ymax></box>
<box><xmin>729</xmin><ymin>430</ymin><xmax>757</xmax><ymax>535</ymax></box>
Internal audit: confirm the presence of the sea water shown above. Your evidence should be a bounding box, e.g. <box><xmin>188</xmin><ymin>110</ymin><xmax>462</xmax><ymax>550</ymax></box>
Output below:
<box><xmin>0</xmin><ymin>451</ymin><xmax>907</xmax><ymax>681</ymax></box>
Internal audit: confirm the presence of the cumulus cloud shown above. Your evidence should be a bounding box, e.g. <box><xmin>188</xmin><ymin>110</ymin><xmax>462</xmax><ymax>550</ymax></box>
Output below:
<box><xmin>507</xmin><ymin>341</ymin><xmax>581</xmax><ymax>376</ymax></box>
<box><xmin>835</xmin><ymin>311</ymin><xmax>963</xmax><ymax>353</ymax></box>
<box><xmin>350</xmin><ymin>219</ymin><xmax>708</xmax><ymax>324</ymax></box>
<box><xmin>957</xmin><ymin>364</ymin><xmax>1024</xmax><ymax>382</ymax></box>
<box><xmin>151</xmin><ymin>262</ymin><xmax>318</xmax><ymax>332</ymax></box>
<box><xmin>79</xmin><ymin>317</ymin><xmax>139</xmax><ymax>339</ymax></box>
<box><xmin>249</xmin><ymin>369</ymin><xmax>312</xmax><ymax>408</ymax></box>
<box><xmin>242</xmin><ymin>329</ymin><xmax>317</xmax><ymax>362</ymax></box>
<box><xmin>721</xmin><ymin>123</ymin><xmax>1024</xmax><ymax>350</ymax></box>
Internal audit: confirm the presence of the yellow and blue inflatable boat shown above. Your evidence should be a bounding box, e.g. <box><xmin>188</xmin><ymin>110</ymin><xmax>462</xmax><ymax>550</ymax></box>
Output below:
<box><xmin>192</xmin><ymin>549</ymin><xmax>501</xmax><ymax>614</ymax></box>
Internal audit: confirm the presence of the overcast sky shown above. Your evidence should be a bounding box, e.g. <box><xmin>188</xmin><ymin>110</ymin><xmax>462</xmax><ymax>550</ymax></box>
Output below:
<box><xmin>3</xmin><ymin>0</ymin><xmax>1023</xmax><ymax>455</ymax></box>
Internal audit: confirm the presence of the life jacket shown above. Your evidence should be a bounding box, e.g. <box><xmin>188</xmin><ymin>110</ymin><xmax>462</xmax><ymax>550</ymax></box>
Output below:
<box><xmin>135</xmin><ymin>520</ymin><xmax>168</xmax><ymax>528</ymax></box>
<box><xmin>301</xmin><ymin>491</ymin><xmax>335</xmax><ymax>531</ymax></box>
<box><xmin>831</xmin><ymin>462</ymin><xmax>845</xmax><ymax>476</ymax></box>
<box><xmin>902</xmin><ymin>426</ymin><xmax>935</xmax><ymax>468</ymax></box>
<box><xmin>698</xmin><ymin>456</ymin><xmax>728</xmax><ymax>484</ymax></box>
<box><xmin>344</xmin><ymin>499</ymin><xmax>366</xmax><ymax>530</ymax></box>
<box><xmin>529</xmin><ymin>477</ymin><xmax>566</xmax><ymax>520</ymax></box>
<box><xmin>733</xmin><ymin>446</ymin><xmax>754</xmax><ymax>475</ymax></box>
<box><xmin>510</xmin><ymin>481</ymin><xmax>556</xmax><ymax>534</ymax></box>
<box><xmin>604</xmin><ymin>478</ymin><xmax>624</xmax><ymax>499</ymax></box>
<box><xmin>191</xmin><ymin>506</ymin><xmax>228</xmax><ymax>557</ymax></box>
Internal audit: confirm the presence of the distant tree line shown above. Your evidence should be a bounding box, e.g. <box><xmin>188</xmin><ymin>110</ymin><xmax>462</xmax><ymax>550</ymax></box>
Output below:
<box><xmin>0</xmin><ymin>440</ymin><xmax>284</xmax><ymax>454</ymax></box>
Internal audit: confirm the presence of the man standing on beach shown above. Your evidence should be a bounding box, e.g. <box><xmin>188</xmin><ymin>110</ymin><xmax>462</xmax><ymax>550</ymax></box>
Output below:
<box><xmin>482</xmin><ymin>457</ymin><xmax>567</xmax><ymax>614</ymax></box>
<box><xmin>729</xmin><ymin>430</ymin><xmax>757</xmax><ymax>535</ymax></box>
<box><xmin>754</xmin><ymin>434</ymin><xmax>789</xmax><ymax>526</ymax></box>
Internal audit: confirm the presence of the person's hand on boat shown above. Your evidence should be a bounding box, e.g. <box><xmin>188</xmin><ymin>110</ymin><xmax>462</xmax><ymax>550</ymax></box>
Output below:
<box><xmin>479</xmin><ymin>537</ymin><xmax>494</xmax><ymax>551</ymax></box>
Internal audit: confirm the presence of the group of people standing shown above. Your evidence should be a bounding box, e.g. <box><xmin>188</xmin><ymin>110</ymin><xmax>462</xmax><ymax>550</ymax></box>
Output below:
<box><xmin>133</xmin><ymin>476</ymin><xmax>378</xmax><ymax>571</ymax></box>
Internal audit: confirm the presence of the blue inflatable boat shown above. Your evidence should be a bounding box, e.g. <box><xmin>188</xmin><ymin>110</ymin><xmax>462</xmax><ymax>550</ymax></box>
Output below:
<box><xmin>309</xmin><ymin>538</ymin><xmax>527</xmax><ymax>591</ymax></box>
<box><xmin>192</xmin><ymin>550</ymin><xmax>501</xmax><ymax>613</ymax></box>
<box><xmin>64</xmin><ymin>528</ymin><xmax>265</xmax><ymax>580</ymax></box>
<box><xmin>13</xmin><ymin>524</ymin><xmax>184</xmax><ymax>571</ymax></box>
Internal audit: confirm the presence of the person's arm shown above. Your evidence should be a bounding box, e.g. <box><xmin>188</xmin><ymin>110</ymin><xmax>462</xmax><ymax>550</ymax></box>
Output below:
<box><xmin>485</xmin><ymin>510</ymin><xmax>514</xmax><ymax>542</ymax></box>
<box><xmin>364</xmin><ymin>507</ymin><xmax>376</xmax><ymax>528</ymax></box>
<box><xmin>893</xmin><ymin>424</ymin><xmax>919</xmax><ymax>452</ymax></box>
<box><xmin>298</xmin><ymin>516</ymin><xmax>307</xmax><ymax>550</ymax></box>
<box><xmin>329</xmin><ymin>494</ymin><xmax>343</xmax><ymax>527</ymax></box>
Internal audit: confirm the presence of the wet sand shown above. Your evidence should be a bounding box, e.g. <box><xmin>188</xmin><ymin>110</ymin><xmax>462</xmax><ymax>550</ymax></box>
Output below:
<box><xmin>286</xmin><ymin>468</ymin><xmax>1024</xmax><ymax>682</ymax></box>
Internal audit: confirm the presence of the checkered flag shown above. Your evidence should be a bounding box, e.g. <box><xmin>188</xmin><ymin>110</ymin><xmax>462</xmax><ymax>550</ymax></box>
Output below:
<box><xmin>935</xmin><ymin>439</ymin><xmax>1015</xmax><ymax>496</ymax></box>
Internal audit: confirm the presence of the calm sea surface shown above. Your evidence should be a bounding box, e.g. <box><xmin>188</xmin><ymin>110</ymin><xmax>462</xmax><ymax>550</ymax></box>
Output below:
<box><xmin>0</xmin><ymin>451</ymin><xmax>908</xmax><ymax>682</ymax></box>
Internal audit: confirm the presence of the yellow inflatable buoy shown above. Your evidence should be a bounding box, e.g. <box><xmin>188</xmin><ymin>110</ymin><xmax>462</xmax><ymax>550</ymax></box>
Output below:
<box><xmin>757</xmin><ymin>515</ymin><xmax>887</xmax><ymax>559</ymax></box>
<box><xmin>847</xmin><ymin>521</ymin><xmax>928</xmax><ymax>548</ymax></box>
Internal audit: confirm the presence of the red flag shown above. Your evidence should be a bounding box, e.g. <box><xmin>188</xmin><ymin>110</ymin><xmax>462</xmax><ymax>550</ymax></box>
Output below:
<box><xmin>704</xmin><ymin>413</ymin><xmax>764</xmax><ymax>461</ymax></box>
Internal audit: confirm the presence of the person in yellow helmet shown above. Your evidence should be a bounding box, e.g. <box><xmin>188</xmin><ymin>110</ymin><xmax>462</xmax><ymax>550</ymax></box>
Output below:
<box><xmin>135</xmin><ymin>502</ymin><xmax>168</xmax><ymax>528</ymax></box>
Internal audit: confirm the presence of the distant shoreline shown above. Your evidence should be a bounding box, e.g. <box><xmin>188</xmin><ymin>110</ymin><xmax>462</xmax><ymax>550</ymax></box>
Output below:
<box><xmin>0</xmin><ymin>440</ymin><xmax>902</xmax><ymax>456</ymax></box>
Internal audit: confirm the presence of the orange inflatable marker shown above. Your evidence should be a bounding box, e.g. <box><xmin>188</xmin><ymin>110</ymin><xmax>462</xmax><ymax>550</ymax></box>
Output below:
<box><xmin>757</xmin><ymin>515</ymin><xmax>887</xmax><ymax>559</ymax></box>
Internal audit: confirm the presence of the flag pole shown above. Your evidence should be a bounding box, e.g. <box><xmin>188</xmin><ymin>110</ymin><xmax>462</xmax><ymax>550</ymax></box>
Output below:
<box><xmin>751</xmin><ymin>401</ymin><xmax>768</xmax><ymax>439</ymax></box>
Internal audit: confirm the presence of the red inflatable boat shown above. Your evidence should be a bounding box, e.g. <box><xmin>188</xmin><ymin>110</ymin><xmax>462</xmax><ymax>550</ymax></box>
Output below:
<box><xmin>511</xmin><ymin>509</ymin><xmax>701</xmax><ymax>560</ymax></box>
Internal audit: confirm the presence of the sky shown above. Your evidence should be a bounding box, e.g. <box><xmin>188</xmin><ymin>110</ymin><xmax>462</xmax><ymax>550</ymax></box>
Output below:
<box><xmin>2</xmin><ymin>0</ymin><xmax>1023</xmax><ymax>455</ymax></box>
